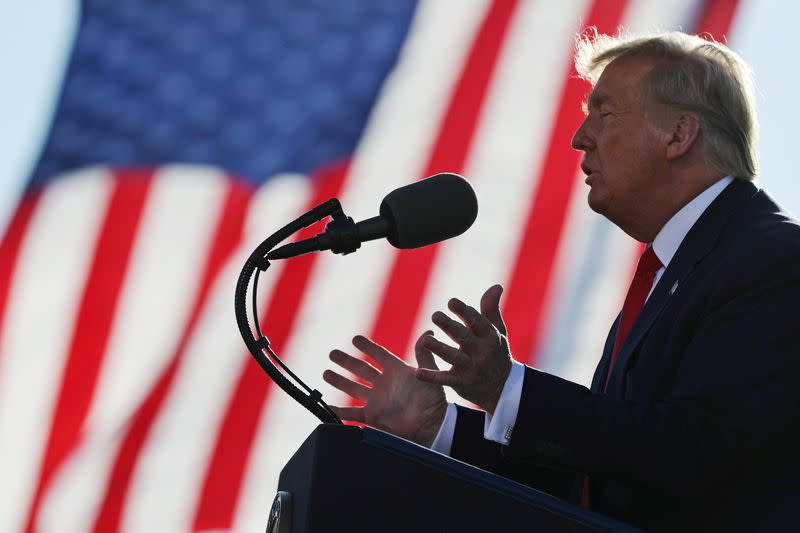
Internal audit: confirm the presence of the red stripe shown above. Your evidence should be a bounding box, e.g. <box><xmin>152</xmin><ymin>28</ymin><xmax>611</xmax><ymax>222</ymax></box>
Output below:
<box><xmin>367</xmin><ymin>0</ymin><xmax>520</xmax><ymax>363</ymax></box>
<box><xmin>695</xmin><ymin>0</ymin><xmax>740</xmax><ymax>41</ymax></box>
<box><xmin>23</xmin><ymin>169</ymin><xmax>153</xmax><ymax>533</ymax></box>
<box><xmin>191</xmin><ymin>161</ymin><xmax>350</xmax><ymax>531</ymax></box>
<box><xmin>0</xmin><ymin>190</ymin><xmax>42</xmax><ymax>377</ymax></box>
<box><xmin>502</xmin><ymin>0</ymin><xmax>630</xmax><ymax>366</ymax></box>
<box><xmin>89</xmin><ymin>179</ymin><xmax>253</xmax><ymax>533</ymax></box>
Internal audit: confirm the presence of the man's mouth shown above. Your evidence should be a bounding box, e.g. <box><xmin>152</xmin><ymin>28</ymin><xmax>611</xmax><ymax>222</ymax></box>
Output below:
<box><xmin>582</xmin><ymin>164</ymin><xmax>598</xmax><ymax>184</ymax></box>
<box><xmin>581</xmin><ymin>163</ymin><xmax>597</xmax><ymax>182</ymax></box>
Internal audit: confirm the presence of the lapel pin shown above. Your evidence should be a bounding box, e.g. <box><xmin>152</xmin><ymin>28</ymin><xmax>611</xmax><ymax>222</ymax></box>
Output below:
<box><xmin>670</xmin><ymin>281</ymin><xmax>679</xmax><ymax>295</ymax></box>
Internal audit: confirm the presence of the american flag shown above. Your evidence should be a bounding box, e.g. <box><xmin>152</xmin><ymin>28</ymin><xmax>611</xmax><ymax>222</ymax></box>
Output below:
<box><xmin>0</xmin><ymin>0</ymin><xmax>744</xmax><ymax>531</ymax></box>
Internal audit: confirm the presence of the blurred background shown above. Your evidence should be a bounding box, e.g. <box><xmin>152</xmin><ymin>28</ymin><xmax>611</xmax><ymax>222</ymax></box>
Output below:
<box><xmin>1</xmin><ymin>1</ymin><xmax>797</xmax><ymax>532</ymax></box>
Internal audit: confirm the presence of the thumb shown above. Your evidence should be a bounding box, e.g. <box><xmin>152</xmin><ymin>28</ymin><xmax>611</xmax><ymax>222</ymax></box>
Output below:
<box><xmin>414</xmin><ymin>330</ymin><xmax>440</xmax><ymax>370</ymax></box>
<box><xmin>480</xmin><ymin>284</ymin><xmax>507</xmax><ymax>335</ymax></box>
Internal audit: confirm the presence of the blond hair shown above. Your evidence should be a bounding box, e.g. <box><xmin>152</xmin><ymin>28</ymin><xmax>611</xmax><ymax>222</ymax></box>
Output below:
<box><xmin>575</xmin><ymin>30</ymin><xmax>759</xmax><ymax>180</ymax></box>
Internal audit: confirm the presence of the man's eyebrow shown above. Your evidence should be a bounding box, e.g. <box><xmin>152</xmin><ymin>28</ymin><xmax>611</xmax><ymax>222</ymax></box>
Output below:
<box><xmin>586</xmin><ymin>91</ymin><xmax>608</xmax><ymax>109</ymax></box>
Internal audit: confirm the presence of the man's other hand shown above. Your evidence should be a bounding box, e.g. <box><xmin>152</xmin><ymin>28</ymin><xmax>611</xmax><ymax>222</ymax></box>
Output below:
<box><xmin>323</xmin><ymin>333</ymin><xmax>447</xmax><ymax>447</ymax></box>
<box><xmin>416</xmin><ymin>284</ymin><xmax>512</xmax><ymax>413</ymax></box>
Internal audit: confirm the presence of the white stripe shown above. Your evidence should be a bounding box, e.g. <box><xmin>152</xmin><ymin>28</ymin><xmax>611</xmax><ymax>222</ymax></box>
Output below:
<box><xmin>35</xmin><ymin>165</ymin><xmax>228</xmax><ymax>532</ymax></box>
<box><xmin>0</xmin><ymin>167</ymin><xmax>112</xmax><ymax>533</ymax></box>
<box><xmin>119</xmin><ymin>173</ymin><xmax>309</xmax><ymax>533</ymax></box>
<box><xmin>534</xmin><ymin>176</ymin><xmax>638</xmax><ymax>385</ymax></box>
<box><xmin>407</xmin><ymin>0</ymin><xmax>593</xmax><ymax>405</ymax></box>
<box><xmin>557</xmin><ymin>219</ymin><xmax>637</xmax><ymax>385</ymax></box>
<box><xmin>92</xmin><ymin>165</ymin><xmax>228</xmax><ymax>431</ymax></box>
<box><xmin>37</xmin><ymin>416</ymin><xmax>128</xmax><ymax>533</ymax></box>
<box><xmin>233</xmin><ymin>1</ymin><xmax>494</xmax><ymax>530</ymax></box>
<box><xmin>536</xmin><ymin>0</ymin><xmax>703</xmax><ymax>386</ymax></box>
<box><xmin>620</xmin><ymin>0</ymin><xmax>699</xmax><ymax>34</ymax></box>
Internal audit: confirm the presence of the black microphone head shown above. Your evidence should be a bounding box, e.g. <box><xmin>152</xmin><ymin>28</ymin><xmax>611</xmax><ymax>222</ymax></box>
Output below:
<box><xmin>379</xmin><ymin>173</ymin><xmax>478</xmax><ymax>249</ymax></box>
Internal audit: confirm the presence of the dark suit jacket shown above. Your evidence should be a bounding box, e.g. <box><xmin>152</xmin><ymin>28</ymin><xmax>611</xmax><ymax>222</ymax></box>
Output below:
<box><xmin>449</xmin><ymin>179</ymin><xmax>800</xmax><ymax>531</ymax></box>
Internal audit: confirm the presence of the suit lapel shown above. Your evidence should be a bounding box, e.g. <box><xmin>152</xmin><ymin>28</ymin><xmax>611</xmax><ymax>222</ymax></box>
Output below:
<box><xmin>591</xmin><ymin>314</ymin><xmax>619</xmax><ymax>393</ymax></box>
<box><xmin>604</xmin><ymin>179</ymin><xmax>758</xmax><ymax>395</ymax></box>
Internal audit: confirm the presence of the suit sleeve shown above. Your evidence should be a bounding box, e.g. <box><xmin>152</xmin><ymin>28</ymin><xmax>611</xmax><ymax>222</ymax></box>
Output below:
<box><xmin>449</xmin><ymin>404</ymin><xmax>577</xmax><ymax>499</ymax></box>
<box><xmin>504</xmin><ymin>239</ymin><xmax>800</xmax><ymax>499</ymax></box>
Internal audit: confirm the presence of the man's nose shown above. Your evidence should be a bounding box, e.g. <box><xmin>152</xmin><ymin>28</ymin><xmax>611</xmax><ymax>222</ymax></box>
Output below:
<box><xmin>571</xmin><ymin>119</ymin><xmax>594</xmax><ymax>151</ymax></box>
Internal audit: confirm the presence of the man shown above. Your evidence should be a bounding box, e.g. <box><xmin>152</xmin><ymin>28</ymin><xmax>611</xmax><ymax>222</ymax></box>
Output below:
<box><xmin>323</xmin><ymin>31</ymin><xmax>800</xmax><ymax>531</ymax></box>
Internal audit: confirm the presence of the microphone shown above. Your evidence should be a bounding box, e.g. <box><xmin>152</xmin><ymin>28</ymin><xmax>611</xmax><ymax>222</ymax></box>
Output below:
<box><xmin>266</xmin><ymin>172</ymin><xmax>478</xmax><ymax>259</ymax></box>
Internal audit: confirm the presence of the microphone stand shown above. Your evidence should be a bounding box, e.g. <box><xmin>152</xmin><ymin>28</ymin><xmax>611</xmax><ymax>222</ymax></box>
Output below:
<box><xmin>234</xmin><ymin>198</ymin><xmax>355</xmax><ymax>424</ymax></box>
<box><xmin>236</xmin><ymin>173</ymin><xmax>477</xmax><ymax>424</ymax></box>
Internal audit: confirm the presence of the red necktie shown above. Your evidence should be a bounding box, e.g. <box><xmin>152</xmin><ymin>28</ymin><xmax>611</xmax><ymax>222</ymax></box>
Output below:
<box><xmin>604</xmin><ymin>246</ymin><xmax>663</xmax><ymax>391</ymax></box>
<box><xmin>581</xmin><ymin>246</ymin><xmax>662</xmax><ymax>509</ymax></box>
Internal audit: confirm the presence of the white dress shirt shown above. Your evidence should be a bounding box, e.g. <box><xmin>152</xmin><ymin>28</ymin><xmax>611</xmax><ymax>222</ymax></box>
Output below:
<box><xmin>431</xmin><ymin>176</ymin><xmax>733</xmax><ymax>455</ymax></box>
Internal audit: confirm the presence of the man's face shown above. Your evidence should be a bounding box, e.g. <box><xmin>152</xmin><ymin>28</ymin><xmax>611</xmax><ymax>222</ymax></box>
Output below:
<box><xmin>571</xmin><ymin>58</ymin><xmax>669</xmax><ymax>239</ymax></box>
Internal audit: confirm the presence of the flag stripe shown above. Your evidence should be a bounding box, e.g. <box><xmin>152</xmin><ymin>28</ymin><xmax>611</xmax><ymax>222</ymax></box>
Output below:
<box><xmin>117</xmin><ymin>174</ymin><xmax>309</xmax><ymax>533</ymax></box>
<box><xmin>191</xmin><ymin>161</ymin><xmax>350</xmax><ymax>531</ymax></box>
<box><xmin>33</xmin><ymin>167</ymin><xmax>232</xmax><ymax>532</ymax></box>
<box><xmin>89</xmin><ymin>167</ymin><xmax>231</xmax><ymax>436</ymax></box>
<box><xmin>535</xmin><ymin>203</ymin><xmax>635</xmax><ymax>382</ymax></box>
<box><xmin>22</xmin><ymin>171</ymin><xmax>153</xmax><ymax>533</ymax></box>
<box><xmin>0</xmin><ymin>190</ymin><xmax>41</xmax><ymax>378</ymax></box>
<box><xmin>408</xmin><ymin>0</ymin><xmax>592</xmax><ymax>407</ymax></box>
<box><xmin>89</xmin><ymin>178</ymin><xmax>252</xmax><ymax>533</ymax></box>
<box><xmin>0</xmin><ymin>169</ymin><xmax>113</xmax><ymax>533</ymax></box>
<box><xmin>696</xmin><ymin>0</ymin><xmax>741</xmax><ymax>39</ymax></box>
<box><xmin>502</xmin><ymin>0</ymin><xmax>631</xmax><ymax>366</ymax></box>
<box><xmin>368</xmin><ymin>0</ymin><xmax>519</xmax><ymax>364</ymax></box>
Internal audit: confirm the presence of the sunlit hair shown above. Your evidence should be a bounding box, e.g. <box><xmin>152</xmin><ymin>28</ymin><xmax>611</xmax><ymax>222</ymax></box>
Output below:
<box><xmin>575</xmin><ymin>29</ymin><xmax>759</xmax><ymax>181</ymax></box>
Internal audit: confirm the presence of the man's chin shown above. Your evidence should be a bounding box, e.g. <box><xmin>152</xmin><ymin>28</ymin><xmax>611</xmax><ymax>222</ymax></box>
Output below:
<box><xmin>586</xmin><ymin>188</ymin><xmax>608</xmax><ymax>215</ymax></box>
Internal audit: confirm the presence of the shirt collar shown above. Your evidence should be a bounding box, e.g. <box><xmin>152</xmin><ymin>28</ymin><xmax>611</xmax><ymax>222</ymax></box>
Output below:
<box><xmin>651</xmin><ymin>176</ymin><xmax>733</xmax><ymax>268</ymax></box>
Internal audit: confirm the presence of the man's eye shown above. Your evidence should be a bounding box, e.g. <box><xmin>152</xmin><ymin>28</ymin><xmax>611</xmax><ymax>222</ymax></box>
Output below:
<box><xmin>600</xmin><ymin>111</ymin><xmax>611</xmax><ymax>117</ymax></box>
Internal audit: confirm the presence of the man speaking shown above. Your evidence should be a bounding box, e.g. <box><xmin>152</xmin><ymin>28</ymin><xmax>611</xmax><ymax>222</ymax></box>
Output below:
<box><xmin>322</xmin><ymin>30</ymin><xmax>800</xmax><ymax>531</ymax></box>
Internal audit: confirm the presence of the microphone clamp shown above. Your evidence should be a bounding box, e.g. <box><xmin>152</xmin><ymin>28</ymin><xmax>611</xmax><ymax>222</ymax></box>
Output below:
<box><xmin>322</xmin><ymin>215</ymin><xmax>361</xmax><ymax>255</ymax></box>
<box><xmin>266</xmin><ymin>210</ymin><xmax>361</xmax><ymax>260</ymax></box>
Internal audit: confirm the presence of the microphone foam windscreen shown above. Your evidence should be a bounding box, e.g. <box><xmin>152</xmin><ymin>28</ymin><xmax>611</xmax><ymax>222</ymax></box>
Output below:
<box><xmin>379</xmin><ymin>173</ymin><xmax>478</xmax><ymax>249</ymax></box>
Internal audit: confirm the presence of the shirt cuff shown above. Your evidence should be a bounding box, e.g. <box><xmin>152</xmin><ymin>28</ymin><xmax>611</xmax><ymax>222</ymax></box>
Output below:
<box><xmin>430</xmin><ymin>402</ymin><xmax>458</xmax><ymax>455</ymax></box>
<box><xmin>483</xmin><ymin>361</ymin><xmax>525</xmax><ymax>445</ymax></box>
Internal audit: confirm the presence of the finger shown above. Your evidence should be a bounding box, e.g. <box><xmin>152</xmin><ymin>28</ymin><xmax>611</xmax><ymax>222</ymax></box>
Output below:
<box><xmin>448</xmin><ymin>298</ymin><xmax>494</xmax><ymax>337</ymax></box>
<box><xmin>480</xmin><ymin>284</ymin><xmax>507</xmax><ymax>335</ymax></box>
<box><xmin>422</xmin><ymin>335</ymin><xmax>469</xmax><ymax>367</ymax></box>
<box><xmin>432</xmin><ymin>311</ymin><xmax>475</xmax><ymax>347</ymax></box>
<box><xmin>414</xmin><ymin>330</ymin><xmax>440</xmax><ymax>370</ymax></box>
<box><xmin>329</xmin><ymin>405</ymin><xmax>366</xmax><ymax>424</ymax></box>
<box><xmin>416</xmin><ymin>367</ymin><xmax>461</xmax><ymax>387</ymax></box>
<box><xmin>330</xmin><ymin>349</ymin><xmax>381</xmax><ymax>382</ymax></box>
<box><xmin>352</xmin><ymin>335</ymin><xmax>403</xmax><ymax>369</ymax></box>
<box><xmin>323</xmin><ymin>369</ymin><xmax>371</xmax><ymax>400</ymax></box>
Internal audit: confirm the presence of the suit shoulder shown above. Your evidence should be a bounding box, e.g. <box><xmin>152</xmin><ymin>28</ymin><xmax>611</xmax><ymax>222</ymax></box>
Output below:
<box><xmin>724</xmin><ymin>189</ymin><xmax>800</xmax><ymax>259</ymax></box>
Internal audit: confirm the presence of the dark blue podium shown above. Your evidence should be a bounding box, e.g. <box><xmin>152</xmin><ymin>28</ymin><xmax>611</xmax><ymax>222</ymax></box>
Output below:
<box><xmin>272</xmin><ymin>424</ymin><xmax>642</xmax><ymax>532</ymax></box>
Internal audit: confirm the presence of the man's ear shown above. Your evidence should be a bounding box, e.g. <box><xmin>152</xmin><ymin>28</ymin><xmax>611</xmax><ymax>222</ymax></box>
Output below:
<box><xmin>665</xmin><ymin>112</ymin><xmax>701</xmax><ymax>160</ymax></box>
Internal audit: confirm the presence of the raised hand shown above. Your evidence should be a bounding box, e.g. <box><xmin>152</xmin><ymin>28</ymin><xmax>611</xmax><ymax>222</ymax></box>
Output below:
<box><xmin>323</xmin><ymin>333</ymin><xmax>447</xmax><ymax>447</ymax></box>
<box><xmin>415</xmin><ymin>284</ymin><xmax>512</xmax><ymax>413</ymax></box>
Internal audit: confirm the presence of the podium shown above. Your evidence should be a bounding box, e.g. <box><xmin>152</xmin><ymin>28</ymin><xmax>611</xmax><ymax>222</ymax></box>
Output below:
<box><xmin>272</xmin><ymin>424</ymin><xmax>642</xmax><ymax>532</ymax></box>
